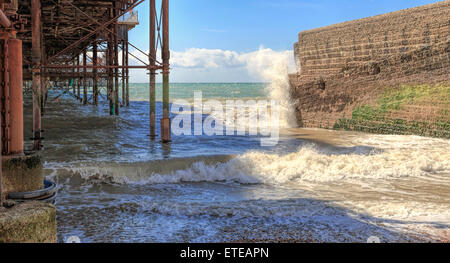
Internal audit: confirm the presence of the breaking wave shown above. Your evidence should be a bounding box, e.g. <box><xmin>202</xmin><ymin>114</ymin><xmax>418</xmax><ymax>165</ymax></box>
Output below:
<box><xmin>47</xmin><ymin>137</ymin><xmax>450</xmax><ymax>186</ymax></box>
<box><xmin>245</xmin><ymin>48</ymin><xmax>297</xmax><ymax>128</ymax></box>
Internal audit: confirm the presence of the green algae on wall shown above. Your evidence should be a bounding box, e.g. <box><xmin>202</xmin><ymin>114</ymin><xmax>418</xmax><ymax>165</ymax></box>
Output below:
<box><xmin>333</xmin><ymin>84</ymin><xmax>450</xmax><ymax>138</ymax></box>
<box><xmin>1</xmin><ymin>152</ymin><xmax>44</xmax><ymax>196</ymax></box>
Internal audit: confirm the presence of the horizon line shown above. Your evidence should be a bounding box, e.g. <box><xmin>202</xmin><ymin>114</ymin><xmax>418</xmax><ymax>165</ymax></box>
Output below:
<box><xmin>128</xmin><ymin>82</ymin><xmax>270</xmax><ymax>84</ymax></box>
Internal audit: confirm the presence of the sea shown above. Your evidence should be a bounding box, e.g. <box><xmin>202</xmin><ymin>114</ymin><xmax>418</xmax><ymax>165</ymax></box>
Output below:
<box><xmin>22</xmin><ymin>82</ymin><xmax>450</xmax><ymax>243</ymax></box>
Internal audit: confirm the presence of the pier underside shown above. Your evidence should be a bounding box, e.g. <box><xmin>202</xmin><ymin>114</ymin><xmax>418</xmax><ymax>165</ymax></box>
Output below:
<box><xmin>0</xmin><ymin>0</ymin><xmax>171</xmax><ymax>241</ymax></box>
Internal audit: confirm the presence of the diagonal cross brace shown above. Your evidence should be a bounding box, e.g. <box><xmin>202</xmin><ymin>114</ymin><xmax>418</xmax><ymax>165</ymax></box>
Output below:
<box><xmin>62</xmin><ymin>0</ymin><xmax>161</xmax><ymax>65</ymax></box>
<box><xmin>45</xmin><ymin>0</ymin><xmax>145</xmax><ymax>65</ymax></box>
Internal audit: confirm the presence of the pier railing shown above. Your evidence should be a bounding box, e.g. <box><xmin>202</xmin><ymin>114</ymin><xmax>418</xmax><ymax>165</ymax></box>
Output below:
<box><xmin>119</xmin><ymin>11</ymin><xmax>139</xmax><ymax>26</ymax></box>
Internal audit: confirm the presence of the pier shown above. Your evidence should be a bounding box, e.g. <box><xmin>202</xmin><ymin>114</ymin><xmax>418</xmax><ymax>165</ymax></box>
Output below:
<box><xmin>0</xmin><ymin>0</ymin><xmax>171</xmax><ymax>242</ymax></box>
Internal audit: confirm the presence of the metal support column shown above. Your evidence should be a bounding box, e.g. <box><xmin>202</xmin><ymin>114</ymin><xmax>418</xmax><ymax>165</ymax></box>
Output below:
<box><xmin>83</xmin><ymin>48</ymin><xmax>87</xmax><ymax>104</ymax></box>
<box><xmin>8</xmin><ymin>38</ymin><xmax>23</xmax><ymax>155</ymax></box>
<box><xmin>107</xmin><ymin>14</ymin><xmax>114</xmax><ymax>115</ymax></box>
<box><xmin>149</xmin><ymin>0</ymin><xmax>156</xmax><ymax>138</ymax></box>
<box><xmin>113</xmin><ymin>2</ymin><xmax>119</xmax><ymax>115</ymax></box>
<box><xmin>31</xmin><ymin>0</ymin><xmax>42</xmax><ymax>150</ymax></box>
<box><xmin>0</xmin><ymin>121</ymin><xmax>2</xmax><ymax>206</ymax></box>
<box><xmin>76</xmin><ymin>55</ymin><xmax>80</xmax><ymax>101</ymax></box>
<box><xmin>93</xmin><ymin>39</ymin><xmax>98</xmax><ymax>105</ymax></box>
<box><xmin>121</xmin><ymin>40</ymin><xmax>125</xmax><ymax>105</ymax></box>
<box><xmin>1</xmin><ymin>39</ymin><xmax>11</xmax><ymax>155</ymax></box>
<box><xmin>161</xmin><ymin>0</ymin><xmax>171</xmax><ymax>142</ymax></box>
<box><xmin>125</xmin><ymin>33</ymin><xmax>129</xmax><ymax>107</ymax></box>
<box><xmin>72</xmin><ymin>59</ymin><xmax>75</xmax><ymax>96</ymax></box>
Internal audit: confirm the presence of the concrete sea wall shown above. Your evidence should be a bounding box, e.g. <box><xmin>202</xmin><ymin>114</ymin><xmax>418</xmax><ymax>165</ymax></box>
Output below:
<box><xmin>289</xmin><ymin>1</ymin><xmax>449</xmax><ymax>137</ymax></box>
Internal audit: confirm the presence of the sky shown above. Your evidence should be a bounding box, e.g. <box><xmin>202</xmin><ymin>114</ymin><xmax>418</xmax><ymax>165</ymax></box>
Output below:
<box><xmin>127</xmin><ymin>0</ymin><xmax>442</xmax><ymax>83</ymax></box>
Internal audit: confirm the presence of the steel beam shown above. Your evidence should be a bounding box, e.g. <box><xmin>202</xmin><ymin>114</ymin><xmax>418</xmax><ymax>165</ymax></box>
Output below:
<box><xmin>149</xmin><ymin>0</ymin><xmax>156</xmax><ymax>138</ymax></box>
<box><xmin>31</xmin><ymin>0</ymin><xmax>42</xmax><ymax>151</ymax></box>
<box><xmin>76</xmin><ymin>55</ymin><xmax>81</xmax><ymax>101</ymax></box>
<box><xmin>72</xmin><ymin>59</ymin><xmax>75</xmax><ymax>96</ymax></box>
<box><xmin>45</xmin><ymin>0</ymin><xmax>145</xmax><ymax>65</ymax></box>
<box><xmin>8</xmin><ymin>38</ymin><xmax>23</xmax><ymax>155</ymax></box>
<box><xmin>113</xmin><ymin>2</ymin><xmax>119</xmax><ymax>115</ymax></box>
<box><xmin>161</xmin><ymin>0</ymin><xmax>171</xmax><ymax>142</ymax></box>
<box><xmin>107</xmin><ymin>10</ymin><xmax>113</xmax><ymax>115</ymax></box>
<box><xmin>62</xmin><ymin>0</ymin><xmax>157</xmax><ymax>66</ymax></box>
<box><xmin>0</xmin><ymin>116</ymin><xmax>2</xmax><ymax>206</ymax></box>
<box><xmin>1</xmin><ymin>39</ymin><xmax>11</xmax><ymax>155</ymax></box>
<box><xmin>0</xmin><ymin>9</ymin><xmax>11</xmax><ymax>28</ymax></box>
<box><xmin>121</xmin><ymin>40</ymin><xmax>125</xmax><ymax>106</ymax></box>
<box><xmin>43</xmin><ymin>65</ymin><xmax>161</xmax><ymax>69</ymax></box>
<box><xmin>93</xmin><ymin>39</ymin><xmax>98</xmax><ymax>105</ymax></box>
<box><xmin>125</xmin><ymin>33</ymin><xmax>129</xmax><ymax>107</ymax></box>
<box><xmin>83</xmin><ymin>48</ymin><xmax>87</xmax><ymax>104</ymax></box>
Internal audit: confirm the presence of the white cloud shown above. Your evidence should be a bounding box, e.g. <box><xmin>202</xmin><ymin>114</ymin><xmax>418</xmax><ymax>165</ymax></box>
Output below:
<box><xmin>126</xmin><ymin>47</ymin><xmax>295</xmax><ymax>83</ymax></box>
<box><xmin>172</xmin><ymin>48</ymin><xmax>244</xmax><ymax>69</ymax></box>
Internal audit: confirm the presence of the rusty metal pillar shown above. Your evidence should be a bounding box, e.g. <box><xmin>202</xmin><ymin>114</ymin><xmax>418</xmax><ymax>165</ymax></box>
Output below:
<box><xmin>31</xmin><ymin>0</ymin><xmax>42</xmax><ymax>150</ymax></box>
<box><xmin>41</xmin><ymin>50</ymin><xmax>47</xmax><ymax>115</ymax></box>
<box><xmin>113</xmin><ymin>1</ymin><xmax>119</xmax><ymax>115</ymax></box>
<box><xmin>0</xmin><ymin>130</ymin><xmax>1</xmax><ymax>207</ymax></box>
<box><xmin>83</xmin><ymin>48</ymin><xmax>87</xmax><ymax>105</ymax></box>
<box><xmin>1</xmin><ymin>38</ymin><xmax>11</xmax><ymax>155</ymax></box>
<box><xmin>76</xmin><ymin>55</ymin><xmax>80</xmax><ymax>101</ymax></box>
<box><xmin>72</xmin><ymin>59</ymin><xmax>75</xmax><ymax>96</ymax></box>
<box><xmin>161</xmin><ymin>0</ymin><xmax>171</xmax><ymax>142</ymax></box>
<box><xmin>93</xmin><ymin>39</ymin><xmax>98</xmax><ymax>105</ymax></box>
<box><xmin>39</xmin><ymin>11</ymin><xmax>47</xmax><ymax>116</ymax></box>
<box><xmin>8</xmin><ymin>38</ymin><xmax>23</xmax><ymax>155</ymax></box>
<box><xmin>107</xmin><ymin>26</ymin><xmax>114</xmax><ymax>115</ymax></box>
<box><xmin>149</xmin><ymin>0</ymin><xmax>156</xmax><ymax>138</ymax></box>
<box><xmin>121</xmin><ymin>40</ymin><xmax>125</xmax><ymax>106</ymax></box>
<box><xmin>125</xmin><ymin>34</ymin><xmax>129</xmax><ymax>107</ymax></box>
<box><xmin>107</xmin><ymin>6</ymin><xmax>114</xmax><ymax>115</ymax></box>
<box><xmin>40</xmin><ymin>70</ymin><xmax>46</xmax><ymax>115</ymax></box>
<box><xmin>0</xmin><ymin>38</ymin><xmax>5</xmax><ymax>206</ymax></box>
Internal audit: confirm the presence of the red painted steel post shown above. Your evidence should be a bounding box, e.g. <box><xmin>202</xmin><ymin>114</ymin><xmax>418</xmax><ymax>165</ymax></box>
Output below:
<box><xmin>0</xmin><ymin>43</ymin><xmax>3</xmax><ymax>207</ymax></box>
<box><xmin>125</xmin><ymin>35</ymin><xmax>129</xmax><ymax>107</ymax></box>
<box><xmin>8</xmin><ymin>38</ymin><xmax>23</xmax><ymax>155</ymax></box>
<box><xmin>41</xmin><ymin>57</ymin><xmax>47</xmax><ymax>115</ymax></box>
<box><xmin>114</xmin><ymin>1</ymin><xmax>119</xmax><ymax>115</ymax></box>
<box><xmin>149</xmin><ymin>0</ymin><xmax>156</xmax><ymax>138</ymax></box>
<box><xmin>72</xmin><ymin>59</ymin><xmax>75</xmax><ymax>96</ymax></box>
<box><xmin>31</xmin><ymin>0</ymin><xmax>42</xmax><ymax>151</ymax></box>
<box><xmin>77</xmin><ymin>55</ymin><xmax>80</xmax><ymax>101</ymax></box>
<box><xmin>122</xmin><ymin>40</ymin><xmax>125</xmax><ymax>105</ymax></box>
<box><xmin>161</xmin><ymin>0</ymin><xmax>171</xmax><ymax>142</ymax></box>
<box><xmin>83</xmin><ymin>49</ymin><xmax>87</xmax><ymax>104</ymax></box>
<box><xmin>0</xmin><ymin>118</ymin><xmax>2</xmax><ymax>206</ymax></box>
<box><xmin>93</xmin><ymin>39</ymin><xmax>98</xmax><ymax>105</ymax></box>
<box><xmin>107</xmin><ymin>8</ymin><xmax>113</xmax><ymax>115</ymax></box>
<box><xmin>1</xmin><ymin>39</ymin><xmax>11</xmax><ymax>155</ymax></box>
<box><xmin>109</xmin><ymin>32</ymin><xmax>113</xmax><ymax>114</ymax></box>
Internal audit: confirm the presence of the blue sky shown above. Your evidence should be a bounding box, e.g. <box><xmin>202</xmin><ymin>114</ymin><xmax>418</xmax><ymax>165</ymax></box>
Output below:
<box><xmin>127</xmin><ymin>0</ymin><xmax>442</xmax><ymax>82</ymax></box>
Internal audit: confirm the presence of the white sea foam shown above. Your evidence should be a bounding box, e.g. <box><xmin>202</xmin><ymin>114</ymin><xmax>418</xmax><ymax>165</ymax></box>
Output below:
<box><xmin>51</xmin><ymin>134</ymin><xmax>450</xmax><ymax>186</ymax></box>
<box><xmin>50</xmin><ymin>132</ymin><xmax>450</xmax><ymax>242</ymax></box>
<box><xmin>244</xmin><ymin>48</ymin><xmax>297</xmax><ymax>128</ymax></box>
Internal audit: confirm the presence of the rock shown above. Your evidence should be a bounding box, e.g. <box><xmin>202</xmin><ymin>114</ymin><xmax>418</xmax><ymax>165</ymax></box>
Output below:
<box><xmin>3</xmin><ymin>199</ymin><xmax>16</xmax><ymax>208</ymax></box>
<box><xmin>0</xmin><ymin>201</ymin><xmax>56</xmax><ymax>243</ymax></box>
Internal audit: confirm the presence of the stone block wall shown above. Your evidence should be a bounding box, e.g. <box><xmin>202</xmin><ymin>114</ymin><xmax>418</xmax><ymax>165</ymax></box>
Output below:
<box><xmin>289</xmin><ymin>1</ymin><xmax>450</xmax><ymax>130</ymax></box>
